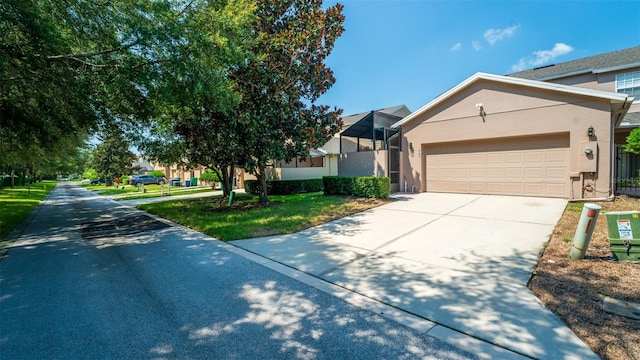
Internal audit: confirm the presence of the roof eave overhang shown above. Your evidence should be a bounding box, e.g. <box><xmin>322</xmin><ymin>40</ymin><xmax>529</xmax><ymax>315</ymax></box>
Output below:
<box><xmin>614</xmin><ymin>96</ymin><xmax>635</xmax><ymax>128</ymax></box>
<box><xmin>392</xmin><ymin>72</ymin><xmax>633</xmax><ymax>129</ymax></box>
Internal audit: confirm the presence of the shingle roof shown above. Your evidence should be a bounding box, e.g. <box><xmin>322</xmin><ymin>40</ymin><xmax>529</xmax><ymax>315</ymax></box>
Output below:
<box><xmin>620</xmin><ymin>112</ymin><xmax>640</xmax><ymax>128</ymax></box>
<box><xmin>508</xmin><ymin>46</ymin><xmax>640</xmax><ymax>80</ymax></box>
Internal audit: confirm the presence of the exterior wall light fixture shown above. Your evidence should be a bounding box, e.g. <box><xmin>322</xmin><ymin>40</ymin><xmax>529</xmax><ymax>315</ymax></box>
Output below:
<box><xmin>587</xmin><ymin>126</ymin><xmax>594</xmax><ymax>137</ymax></box>
<box><xmin>476</xmin><ymin>103</ymin><xmax>486</xmax><ymax>121</ymax></box>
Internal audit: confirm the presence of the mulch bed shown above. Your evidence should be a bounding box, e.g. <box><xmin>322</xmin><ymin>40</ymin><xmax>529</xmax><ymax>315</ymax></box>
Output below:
<box><xmin>529</xmin><ymin>196</ymin><xmax>640</xmax><ymax>360</ymax></box>
<box><xmin>184</xmin><ymin>197</ymin><xmax>282</xmax><ymax>212</ymax></box>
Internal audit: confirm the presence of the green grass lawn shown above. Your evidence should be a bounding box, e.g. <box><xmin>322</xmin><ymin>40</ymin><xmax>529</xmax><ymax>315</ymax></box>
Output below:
<box><xmin>115</xmin><ymin>187</ymin><xmax>216</xmax><ymax>200</ymax></box>
<box><xmin>0</xmin><ymin>181</ymin><xmax>57</xmax><ymax>240</ymax></box>
<box><xmin>80</xmin><ymin>182</ymin><xmax>216</xmax><ymax>199</ymax></box>
<box><xmin>138</xmin><ymin>191</ymin><xmax>388</xmax><ymax>240</ymax></box>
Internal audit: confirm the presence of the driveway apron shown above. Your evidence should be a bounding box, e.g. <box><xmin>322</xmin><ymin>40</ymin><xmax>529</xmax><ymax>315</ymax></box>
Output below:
<box><xmin>231</xmin><ymin>192</ymin><xmax>600</xmax><ymax>360</ymax></box>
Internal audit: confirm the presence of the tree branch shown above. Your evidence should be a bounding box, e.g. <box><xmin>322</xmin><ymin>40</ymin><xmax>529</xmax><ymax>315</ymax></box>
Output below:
<box><xmin>46</xmin><ymin>43</ymin><xmax>139</xmax><ymax>61</ymax></box>
<box><xmin>176</xmin><ymin>0</ymin><xmax>197</xmax><ymax>18</ymax></box>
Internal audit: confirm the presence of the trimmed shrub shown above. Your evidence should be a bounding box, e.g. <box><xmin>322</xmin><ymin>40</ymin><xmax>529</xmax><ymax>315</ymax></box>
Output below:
<box><xmin>149</xmin><ymin>170</ymin><xmax>166</xmax><ymax>178</ymax></box>
<box><xmin>244</xmin><ymin>179</ymin><xmax>323</xmax><ymax>195</ymax></box>
<box><xmin>323</xmin><ymin>176</ymin><xmax>390</xmax><ymax>198</ymax></box>
<box><xmin>200</xmin><ymin>170</ymin><xmax>220</xmax><ymax>187</ymax></box>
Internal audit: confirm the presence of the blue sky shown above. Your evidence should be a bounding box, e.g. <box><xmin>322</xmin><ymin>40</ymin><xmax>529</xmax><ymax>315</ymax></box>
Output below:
<box><xmin>318</xmin><ymin>0</ymin><xmax>640</xmax><ymax>116</ymax></box>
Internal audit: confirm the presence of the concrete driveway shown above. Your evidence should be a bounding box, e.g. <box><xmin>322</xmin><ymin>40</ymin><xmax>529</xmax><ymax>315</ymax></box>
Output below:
<box><xmin>231</xmin><ymin>193</ymin><xmax>600</xmax><ymax>359</ymax></box>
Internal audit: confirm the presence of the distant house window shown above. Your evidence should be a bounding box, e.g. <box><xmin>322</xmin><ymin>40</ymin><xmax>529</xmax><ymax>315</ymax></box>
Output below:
<box><xmin>616</xmin><ymin>71</ymin><xmax>640</xmax><ymax>99</ymax></box>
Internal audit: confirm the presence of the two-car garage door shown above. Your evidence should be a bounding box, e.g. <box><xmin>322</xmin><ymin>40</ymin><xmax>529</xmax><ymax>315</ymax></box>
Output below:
<box><xmin>424</xmin><ymin>134</ymin><xmax>569</xmax><ymax>198</ymax></box>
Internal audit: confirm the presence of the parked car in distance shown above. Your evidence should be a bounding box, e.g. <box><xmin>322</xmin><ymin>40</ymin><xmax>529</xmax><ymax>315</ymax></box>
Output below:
<box><xmin>89</xmin><ymin>178</ymin><xmax>113</xmax><ymax>186</ymax></box>
<box><xmin>169</xmin><ymin>177</ymin><xmax>181</xmax><ymax>186</ymax></box>
<box><xmin>128</xmin><ymin>175</ymin><xmax>138</xmax><ymax>185</ymax></box>
<box><xmin>131</xmin><ymin>175</ymin><xmax>166</xmax><ymax>186</ymax></box>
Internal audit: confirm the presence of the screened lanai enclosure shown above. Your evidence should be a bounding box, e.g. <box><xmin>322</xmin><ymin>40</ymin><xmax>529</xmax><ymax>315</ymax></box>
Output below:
<box><xmin>337</xmin><ymin>109</ymin><xmax>405</xmax><ymax>192</ymax></box>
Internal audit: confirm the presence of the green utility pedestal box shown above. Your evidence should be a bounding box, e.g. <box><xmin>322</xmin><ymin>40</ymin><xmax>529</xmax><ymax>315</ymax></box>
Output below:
<box><xmin>605</xmin><ymin>211</ymin><xmax>640</xmax><ymax>261</ymax></box>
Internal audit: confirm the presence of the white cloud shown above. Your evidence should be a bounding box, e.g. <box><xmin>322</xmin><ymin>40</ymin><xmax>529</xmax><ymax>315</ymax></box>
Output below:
<box><xmin>530</xmin><ymin>43</ymin><xmax>574</xmax><ymax>66</ymax></box>
<box><xmin>484</xmin><ymin>24</ymin><xmax>520</xmax><ymax>45</ymax></box>
<box><xmin>511</xmin><ymin>59</ymin><xmax>528</xmax><ymax>72</ymax></box>
<box><xmin>451</xmin><ymin>43</ymin><xmax>462</xmax><ymax>51</ymax></box>
<box><xmin>472</xmin><ymin>41</ymin><xmax>482</xmax><ymax>51</ymax></box>
<box><xmin>511</xmin><ymin>43</ymin><xmax>574</xmax><ymax>72</ymax></box>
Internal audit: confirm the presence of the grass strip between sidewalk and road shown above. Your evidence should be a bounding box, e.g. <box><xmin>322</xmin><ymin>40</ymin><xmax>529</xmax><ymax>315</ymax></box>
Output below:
<box><xmin>138</xmin><ymin>191</ymin><xmax>389</xmax><ymax>241</ymax></box>
<box><xmin>82</xmin><ymin>182</ymin><xmax>215</xmax><ymax>199</ymax></box>
<box><xmin>0</xmin><ymin>180</ymin><xmax>57</xmax><ymax>241</ymax></box>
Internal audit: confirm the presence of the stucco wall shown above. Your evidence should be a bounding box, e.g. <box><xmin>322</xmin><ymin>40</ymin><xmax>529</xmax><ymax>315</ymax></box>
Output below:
<box><xmin>400</xmin><ymin>80</ymin><xmax>614</xmax><ymax>200</ymax></box>
<box><xmin>548</xmin><ymin>66</ymin><xmax>640</xmax><ymax>112</ymax></box>
<box><xmin>265</xmin><ymin>156</ymin><xmax>338</xmax><ymax>180</ymax></box>
<box><xmin>338</xmin><ymin>150</ymin><xmax>388</xmax><ymax>177</ymax></box>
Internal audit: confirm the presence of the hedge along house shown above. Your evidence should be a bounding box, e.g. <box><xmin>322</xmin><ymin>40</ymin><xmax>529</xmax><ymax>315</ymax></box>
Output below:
<box><xmin>392</xmin><ymin>72</ymin><xmax>633</xmax><ymax>200</ymax></box>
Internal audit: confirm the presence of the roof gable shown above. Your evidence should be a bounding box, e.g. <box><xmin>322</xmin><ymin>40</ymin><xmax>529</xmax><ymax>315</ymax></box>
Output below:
<box><xmin>393</xmin><ymin>72</ymin><xmax>633</xmax><ymax>128</ymax></box>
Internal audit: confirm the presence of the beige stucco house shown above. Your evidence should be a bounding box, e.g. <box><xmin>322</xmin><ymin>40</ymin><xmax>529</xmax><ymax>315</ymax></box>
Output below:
<box><xmin>392</xmin><ymin>46</ymin><xmax>640</xmax><ymax>200</ymax></box>
<box><xmin>263</xmin><ymin>105</ymin><xmax>411</xmax><ymax>184</ymax></box>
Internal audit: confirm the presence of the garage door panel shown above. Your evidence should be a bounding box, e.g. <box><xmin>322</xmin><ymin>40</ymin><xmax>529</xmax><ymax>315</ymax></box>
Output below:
<box><xmin>454</xmin><ymin>155</ymin><xmax>469</xmax><ymax>165</ymax></box>
<box><xmin>547</xmin><ymin>167</ymin><xmax>565</xmax><ymax>178</ymax></box>
<box><xmin>425</xmin><ymin>134</ymin><xmax>569</xmax><ymax>198</ymax></box>
<box><xmin>453</xmin><ymin>181</ymin><xmax>469</xmax><ymax>192</ymax></box>
<box><xmin>546</xmin><ymin>149</ymin><xmax>566</xmax><ymax>160</ymax></box>
<box><xmin>505</xmin><ymin>152</ymin><xmax>524</xmax><ymax>163</ymax></box>
<box><xmin>505</xmin><ymin>167</ymin><xmax>524</xmax><ymax>178</ymax></box>
<box><xmin>545</xmin><ymin>184</ymin><xmax>566</xmax><ymax>197</ymax></box>
<box><xmin>486</xmin><ymin>168</ymin><xmax>504</xmax><ymax>178</ymax></box>
<box><xmin>470</xmin><ymin>154</ymin><xmax>485</xmax><ymax>164</ymax></box>
<box><xmin>453</xmin><ymin>168</ymin><xmax>468</xmax><ymax>178</ymax></box>
<box><xmin>525</xmin><ymin>151</ymin><xmax>545</xmax><ymax>162</ymax></box>
<box><xmin>524</xmin><ymin>167</ymin><xmax>545</xmax><ymax>179</ymax></box>
<box><xmin>469</xmin><ymin>182</ymin><xmax>485</xmax><ymax>192</ymax></box>
<box><xmin>487</xmin><ymin>153</ymin><xmax>503</xmax><ymax>163</ymax></box>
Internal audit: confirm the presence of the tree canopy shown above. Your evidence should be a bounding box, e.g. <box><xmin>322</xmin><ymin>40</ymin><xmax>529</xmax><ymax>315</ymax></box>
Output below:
<box><xmin>232</xmin><ymin>0</ymin><xmax>345</xmax><ymax>202</ymax></box>
<box><xmin>1</xmin><ymin>0</ymin><xmax>165</xmax><ymax>177</ymax></box>
<box><xmin>92</xmin><ymin>125</ymin><xmax>136</xmax><ymax>181</ymax></box>
<box><xmin>2</xmin><ymin>1</ymin><xmax>346</xmax><ymax>203</ymax></box>
<box><xmin>625</xmin><ymin>127</ymin><xmax>640</xmax><ymax>155</ymax></box>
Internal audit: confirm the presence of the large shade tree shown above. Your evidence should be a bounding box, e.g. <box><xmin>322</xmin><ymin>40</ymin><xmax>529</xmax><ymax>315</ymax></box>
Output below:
<box><xmin>0</xmin><ymin>0</ymin><xmax>210</xmax><ymax>177</ymax></box>
<box><xmin>92</xmin><ymin>125</ymin><xmax>136</xmax><ymax>183</ymax></box>
<box><xmin>137</xmin><ymin>0</ymin><xmax>254</xmax><ymax>197</ymax></box>
<box><xmin>231</xmin><ymin>0</ymin><xmax>345</xmax><ymax>203</ymax></box>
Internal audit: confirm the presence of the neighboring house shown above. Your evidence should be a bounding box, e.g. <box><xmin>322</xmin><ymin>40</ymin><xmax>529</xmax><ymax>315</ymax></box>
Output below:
<box><xmin>265</xmin><ymin>105</ymin><xmax>411</xmax><ymax>188</ymax></box>
<box><xmin>152</xmin><ymin>163</ymin><xmax>207</xmax><ymax>186</ymax></box>
<box><xmin>391</xmin><ymin>46</ymin><xmax>639</xmax><ymax>200</ymax></box>
<box><xmin>130</xmin><ymin>157</ymin><xmax>155</xmax><ymax>175</ymax></box>
<box><xmin>151</xmin><ymin>162</ymin><xmax>246</xmax><ymax>189</ymax></box>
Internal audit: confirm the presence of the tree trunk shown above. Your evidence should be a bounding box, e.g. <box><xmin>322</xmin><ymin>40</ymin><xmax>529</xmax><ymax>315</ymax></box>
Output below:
<box><xmin>220</xmin><ymin>167</ymin><xmax>232</xmax><ymax>198</ymax></box>
<box><xmin>256</xmin><ymin>165</ymin><xmax>269</xmax><ymax>204</ymax></box>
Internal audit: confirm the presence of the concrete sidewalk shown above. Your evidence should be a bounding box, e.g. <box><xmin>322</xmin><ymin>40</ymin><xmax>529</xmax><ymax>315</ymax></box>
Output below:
<box><xmin>231</xmin><ymin>192</ymin><xmax>600</xmax><ymax>360</ymax></box>
<box><xmin>117</xmin><ymin>189</ymin><xmax>246</xmax><ymax>206</ymax></box>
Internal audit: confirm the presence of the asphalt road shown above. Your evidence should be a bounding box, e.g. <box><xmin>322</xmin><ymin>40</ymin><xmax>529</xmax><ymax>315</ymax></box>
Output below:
<box><xmin>0</xmin><ymin>183</ymin><xmax>478</xmax><ymax>359</ymax></box>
